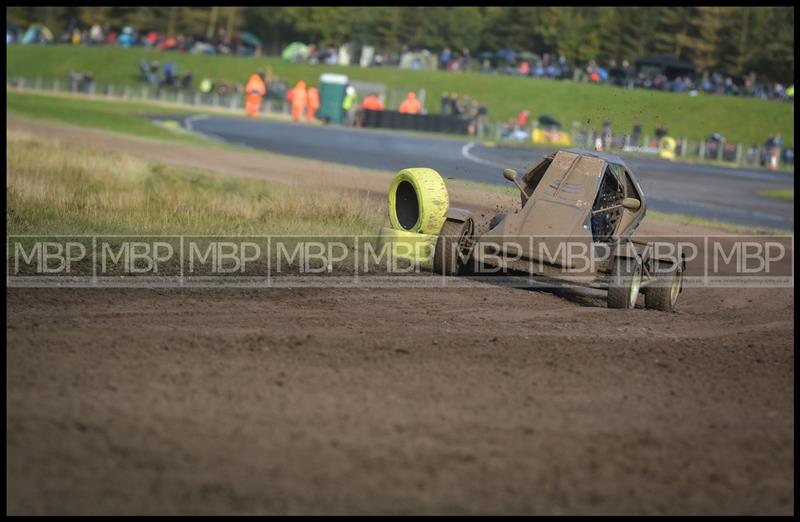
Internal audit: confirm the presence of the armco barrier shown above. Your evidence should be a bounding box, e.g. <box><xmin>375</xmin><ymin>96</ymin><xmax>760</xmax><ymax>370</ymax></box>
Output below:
<box><xmin>362</xmin><ymin>110</ymin><xmax>471</xmax><ymax>135</ymax></box>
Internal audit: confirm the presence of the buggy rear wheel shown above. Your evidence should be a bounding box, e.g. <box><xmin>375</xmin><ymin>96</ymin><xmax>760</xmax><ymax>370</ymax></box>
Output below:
<box><xmin>607</xmin><ymin>256</ymin><xmax>642</xmax><ymax>309</ymax></box>
<box><xmin>644</xmin><ymin>261</ymin><xmax>683</xmax><ymax>312</ymax></box>
<box><xmin>433</xmin><ymin>219</ymin><xmax>474</xmax><ymax>276</ymax></box>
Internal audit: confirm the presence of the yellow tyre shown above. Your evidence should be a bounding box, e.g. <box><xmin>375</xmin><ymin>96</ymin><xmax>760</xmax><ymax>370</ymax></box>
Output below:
<box><xmin>658</xmin><ymin>137</ymin><xmax>677</xmax><ymax>161</ymax></box>
<box><xmin>387</xmin><ymin>168</ymin><xmax>449</xmax><ymax>235</ymax></box>
<box><xmin>377</xmin><ymin>227</ymin><xmax>437</xmax><ymax>263</ymax></box>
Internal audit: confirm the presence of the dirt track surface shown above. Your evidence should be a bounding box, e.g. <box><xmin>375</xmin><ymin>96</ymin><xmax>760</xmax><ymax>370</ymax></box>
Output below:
<box><xmin>6</xmin><ymin>118</ymin><xmax>795</xmax><ymax>514</ymax></box>
<box><xmin>6</xmin><ymin>284</ymin><xmax>794</xmax><ymax>515</ymax></box>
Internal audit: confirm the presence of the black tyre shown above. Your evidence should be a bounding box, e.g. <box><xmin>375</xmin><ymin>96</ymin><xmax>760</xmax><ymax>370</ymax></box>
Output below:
<box><xmin>607</xmin><ymin>256</ymin><xmax>643</xmax><ymax>309</ymax></box>
<box><xmin>488</xmin><ymin>212</ymin><xmax>507</xmax><ymax>230</ymax></box>
<box><xmin>433</xmin><ymin>219</ymin><xmax>474</xmax><ymax>276</ymax></box>
<box><xmin>644</xmin><ymin>261</ymin><xmax>683</xmax><ymax>312</ymax></box>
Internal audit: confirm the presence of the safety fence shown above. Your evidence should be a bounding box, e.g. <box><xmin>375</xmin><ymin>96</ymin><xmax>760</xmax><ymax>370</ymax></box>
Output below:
<box><xmin>7</xmin><ymin>74</ymin><xmax>793</xmax><ymax>172</ymax></box>
<box><xmin>566</xmin><ymin>128</ymin><xmax>794</xmax><ymax>170</ymax></box>
<box><xmin>7</xmin><ymin>74</ymin><xmax>291</xmax><ymax>117</ymax></box>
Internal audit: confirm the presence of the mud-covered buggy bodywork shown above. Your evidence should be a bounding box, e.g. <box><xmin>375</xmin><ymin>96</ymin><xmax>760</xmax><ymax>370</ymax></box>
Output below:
<box><xmin>438</xmin><ymin>149</ymin><xmax>685</xmax><ymax>310</ymax></box>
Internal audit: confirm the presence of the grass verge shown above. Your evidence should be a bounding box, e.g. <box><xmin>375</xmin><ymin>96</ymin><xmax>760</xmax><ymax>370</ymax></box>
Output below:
<box><xmin>7</xmin><ymin>45</ymin><xmax>794</xmax><ymax>146</ymax></box>
<box><xmin>758</xmin><ymin>189</ymin><xmax>794</xmax><ymax>202</ymax></box>
<box><xmin>6</xmin><ymin>90</ymin><xmax>219</xmax><ymax>146</ymax></box>
<box><xmin>646</xmin><ymin>211</ymin><xmax>792</xmax><ymax>236</ymax></box>
<box><xmin>7</xmin><ymin>131</ymin><xmax>383</xmax><ymax>237</ymax></box>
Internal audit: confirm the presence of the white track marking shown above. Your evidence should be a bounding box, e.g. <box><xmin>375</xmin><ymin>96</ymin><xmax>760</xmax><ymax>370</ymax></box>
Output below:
<box><xmin>180</xmin><ymin>114</ymin><xmax>229</xmax><ymax>144</ymax></box>
<box><xmin>184</xmin><ymin>114</ymin><xmax>210</xmax><ymax>132</ymax></box>
<box><xmin>461</xmin><ymin>141</ymin><xmax>507</xmax><ymax>169</ymax></box>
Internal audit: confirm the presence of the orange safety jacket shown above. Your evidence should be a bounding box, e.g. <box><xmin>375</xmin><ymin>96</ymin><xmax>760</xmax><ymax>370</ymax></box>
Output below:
<box><xmin>245</xmin><ymin>74</ymin><xmax>266</xmax><ymax>96</ymax></box>
<box><xmin>307</xmin><ymin>87</ymin><xmax>320</xmax><ymax>110</ymax></box>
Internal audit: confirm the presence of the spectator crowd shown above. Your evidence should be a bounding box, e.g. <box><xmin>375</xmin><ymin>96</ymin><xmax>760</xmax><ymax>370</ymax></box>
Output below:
<box><xmin>8</xmin><ymin>16</ymin><xmax>794</xmax><ymax>103</ymax></box>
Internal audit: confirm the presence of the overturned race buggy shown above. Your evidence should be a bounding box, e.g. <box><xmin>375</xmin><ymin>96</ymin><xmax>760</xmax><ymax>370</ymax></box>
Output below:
<box><xmin>378</xmin><ymin>149</ymin><xmax>685</xmax><ymax>311</ymax></box>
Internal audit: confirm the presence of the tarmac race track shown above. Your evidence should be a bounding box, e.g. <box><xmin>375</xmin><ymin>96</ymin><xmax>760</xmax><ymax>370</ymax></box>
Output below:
<box><xmin>175</xmin><ymin>114</ymin><xmax>794</xmax><ymax>231</ymax></box>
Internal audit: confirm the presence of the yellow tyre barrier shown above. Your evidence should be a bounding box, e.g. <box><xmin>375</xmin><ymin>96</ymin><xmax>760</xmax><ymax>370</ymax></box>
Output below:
<box><xmin>387</xmin><ymin>168</ymin><xmax>449</xmax><ymax>235</ymax></box>
<box><xmin>532</xmin><ymin>128</ymin><xmax>572</xmax><ymax>146</ymax></box>
<box><xmin>658</xmin><ymin>136</ymin><xmax>677</xmax><ymax>161</ymax></box>
<box><xmin>377</xmin><ymin>226</ymin><xmax>437</xmax><ymax>263</ymax></box>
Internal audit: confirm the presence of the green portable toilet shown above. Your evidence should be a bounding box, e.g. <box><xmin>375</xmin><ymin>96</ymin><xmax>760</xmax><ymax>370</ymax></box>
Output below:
<box><xmin>318</xmin><ymin>73</ymin><xmax>349</xmax><ymax>124</ymax></box>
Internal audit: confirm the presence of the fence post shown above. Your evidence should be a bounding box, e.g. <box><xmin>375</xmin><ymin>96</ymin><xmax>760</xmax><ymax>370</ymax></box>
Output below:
<box><xmin>735</xmin><ymin>143</ymin><xmax>743</xmax><ymax>164</ymax></box>
<box><xmin>680</xmin><ymin>138</ymin><xmax>688</xmax><ymax>156</ymax></box>
<box><xmin>35</xmin><ymin>76</ymin><xmax>42</xmax><ymax>90</ymax></box>
<box><xmin>212</xmin><ymin>93</ymin><xmax>219</xmax><ymax>106</ymax></box>
<box><xmin>54</xmin><ymin>79</ymin><xmax>60</xmax><ymax>92</ymax></box>
<box><xmin>19</xmin><ymin>77</ymin><xmax>25</xmax><ymax>90</ymax></box>
<box><xmin>717</xmin><ymin>139</ymin><xmax>725</xmax><ymax>161</ymax></box>
<box><xmin>698</xmin><ymin>141</ymin><xmax>705</xmax><ymax>159</ymax></box>
<box><xmin>176</xmin><ymin>90</ymin><xmax>183</xmax><ymax>104</ymax></box>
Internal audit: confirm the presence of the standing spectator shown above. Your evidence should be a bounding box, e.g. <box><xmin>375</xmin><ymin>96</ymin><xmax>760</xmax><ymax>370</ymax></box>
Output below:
<box><xmin>89</xmin><ymin>24</ymin><xmax>103</xmax><ymax>45</ymax></box>
<box><xmin>440</xmin><ymin>91</ymin><xmax>450</xmax><ymax>114</ymax></box>
<box><xmin>398</xmin><ymin>91</ymin><xmax>422</xmax><ymax>114</ymax></box>
<box><xmin>357</xmin><ymin>93</ymin><xmax>384</xmax><ymax>127</ymax></box>
<box><xmin>306</xmin><ymin>84</ymin><xmax>320</xmax><ymax>122</ymax></box>
<box><xmin>342</xmin><ymin>85</ymin><xmax>358</xmax><ymax>125</ymax></box>
<box><xmin>180</xmin><ymin>71</ymin><xmax>193</xmax><ymax>94</ymax></box>
<box><xmin>631</xmin><ymin>122</ymin><xmax>642</xmax><ymax>147</ymax></box>
<box><xmin>463</xmin><ymin>96</ymin><xmax>475</xmax><ymax>118</ymax></box>
<box><xmin>654</xmin><ymin>123</ymin><xmax>668</xmax><ymax>145</ymax></box>
<box><xmin>149</xmin><ymin>60</ymin><xmax>160</xmax><ymax>85</ymax></box>
<box><xmin>440</xmin><ymin>48</ymin><xmax>451</xmax><ymax>71</ymax></box>
<box><xmin>81</xmin><ymin>72</ymin><xmax>94</xmax><ymax>94</ymax></box>
<box><xmin>455</xmin><ymin>95</ymin><xmax>467</xmax><ymax>116</ymax></box>
<box><xmin>461</xmin><ymin>48</ymin><xmax>471</xmax><ymax>71</ymax></box>
<box><xmin>517</xmin><ymin>109</ymin><xmax>530</xmax><ymax>130</ymax></box>
<box><xmin>290</xmin><ymin>81</ymin><xmax>308</xmax><ymax>122</ymax></box>
<box><xmin>768</xmin><ymin>134</ymin><xmax>782</xmax><ymax>170</ymax></box>
<box><xmin>602</xmin><ymin>120</ymin><xmax>612</xmax><ymax>150</ymax></box>
<box><xmin>119</xmin><ymin>26</ymin><xmax>135</xmax><ymax>48</ymax></box>
<box><xmin>139</xmin><ymin>59</ymin><xmax>150</xmax><ymax>83</ymax></box>
<box><xmin>724</xmin><ymin>77</ymin><xmax>734</xmax><ymax>95</ymax></box>
<box><xmin>199</xmin><ymin>77</ymin><xmax>214</xmax><ymax>103</ymax></box>
<box><xmin>558</xmin><ymin>54</ymin><xmax>569</xmax><ymax>80</ymax></box>
<box><xmin>473</xmin><ymin>101</ymin><xmax>488</xmax><ymax>137</ymax></box>
<box><xmin>362</xmin><ymin>92</ymin><xmax>384</xmax><ymax>110</ymax></box>
<box><xmin>449</xmin><ymin>92</ymin><xmax>461</xmax><ymax>115</ymax></box>
<box><xmin>518</xmin><ymin>61</ymin><xmax>530</xmax><ymax>76</ymax></box>
<box><xmin>68</xmin><ymin>71</ymin><xmax>82</xmax><ymax>92</ymax></box>
<box><xmin>158</xmin><ymin>62</ymin><xmax>177</xmax><ymax>95</ymax></box>
<box><xmin>621</xmin><ymin>59</ymin><xmax>632</xmax><ymax>86</ymax></box>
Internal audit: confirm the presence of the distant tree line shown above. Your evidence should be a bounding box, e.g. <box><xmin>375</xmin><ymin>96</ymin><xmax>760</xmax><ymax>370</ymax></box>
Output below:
<box><xmin>7</xmin><ymin>6</ymin><xmax>795</xmax><ymax>83</ymax></box>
